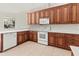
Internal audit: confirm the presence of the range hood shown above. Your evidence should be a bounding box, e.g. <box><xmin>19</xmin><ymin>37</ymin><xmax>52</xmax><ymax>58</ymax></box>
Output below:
<box><xmin>39</xmin><ymin>18</ymin><xmax>49</xmax><ymax>24</ymax></box>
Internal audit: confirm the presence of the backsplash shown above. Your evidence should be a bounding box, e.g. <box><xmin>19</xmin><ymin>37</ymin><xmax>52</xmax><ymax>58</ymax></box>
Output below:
<box><xmin>29</xmin><ymin>25</ymin><xmax>50</xmax><ymax>31</ymax></box>
<box><xmin>29</xmin><ymin>24</ymin><xmax>79</xmax><ymax>32</ymax></box>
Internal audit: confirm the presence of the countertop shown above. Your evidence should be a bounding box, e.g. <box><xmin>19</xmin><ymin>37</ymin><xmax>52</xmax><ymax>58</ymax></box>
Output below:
<box><xmin>29</xmin><ymin>29</ymin><xmax>79</xmax><ymax>35</ymax></box>
<box><xmin>0</xmin><ymin>29</ymin><xmax>29</xmax><ymax>34</ymax></box>
<box><xmin>0</xmin><ymin>28</ymin><xmax>79</xmax><ymax>35</ymax></box>
<box><xmin>70</xmin><ymin>46</ymin><xmax>79</xmax><ymax>56</ymax></box>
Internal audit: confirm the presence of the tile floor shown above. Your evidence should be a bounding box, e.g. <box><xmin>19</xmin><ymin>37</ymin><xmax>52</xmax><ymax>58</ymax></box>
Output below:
<box><xmin>0</xmin><ymin>41</ymin><xmax>71</xmax><ymax>56</ymax></box>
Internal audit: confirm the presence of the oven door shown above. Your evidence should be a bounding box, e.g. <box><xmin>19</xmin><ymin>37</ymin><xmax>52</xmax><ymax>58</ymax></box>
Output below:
<box><xmin>38</xmin><ymin>32</ymin><xmax>48</xmax><ymax>41</ymax></box>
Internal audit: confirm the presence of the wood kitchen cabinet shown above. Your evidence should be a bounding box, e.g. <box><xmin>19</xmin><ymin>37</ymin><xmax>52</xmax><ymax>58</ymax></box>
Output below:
<box><xmin>27</xmin><ymin>3</ymin><xmax>79</xmax><ymax>24</ymax></box>
<box><xmin>55</xmin><ymin>7</ymin><xmax>62</xmax><ymax>24</ymax></box>
<box><xmin>76</xmin><ymin>4</ymin><xmax>79</xmax><ymax>23</ymax></box>
<box><xmin>50</xmin><ymin>8</ymin><xmax>57</xmax><ymax>24</ymax></box>
<box><xmin>48</xmin><ymin>33</ymin><xmax>56</xmax><ymax>46</ymax></box>
<box><xmin>0</xmin><ymin>34</ymin><xmax>3</xmax><ymax>52</ymax></box>
<box><xmin>27</xmin><ymin>12</ymin><xmax>36</xmax><ymax>24</ymax></box>
<box><xmin>48</xmin><ymin>32</ymin><xmax>79</xmax><ymax>50</ymax></box>
<box><xmin>48</xmin><ymin>32</ymin><xmax>67</xmax><ymax>49</ymax></box>
<box><xmin>31</xmin><ymin>12</ymin><xmax>36</xmax><ymax>24</ymax></box>
<box><xmin>39</xmin><ymin>9</ymin><xmax>49</xmax><ymax>18</ymax></box>
<box><xmin>50</xmin><ymin>4</ymin><xmax>72</xmax><ymax>24</ymax></box>
<box><xmin>39</xmin><ymin>9</ymin><xmax>50</xmax><ymax>24</ymax></box>
<box><xmin>55</xmin><ymin>33</ymin><xmax>66</xmax><ymax>48</ymax></box>
<box><xmin>29</xmin><ymin>31</ymin><xmax>37</xmax><ymax>42</ymax></box>
<box><xmin>17</xmin><ymin>31</ymin><xmax>29</xmax><ymax>45</ymax></box>
<box><xmin>71</xmin><ymin>4</ymin><xmax>77</xmax><ymax>23</ymax></box>
<box><xmin>35</xmin><ymin>11</ymin><xmax>40</xmax><ymax>24</ymax></box>
<box><xmin>65</xmin><ymin>34</ymin><xmax>79</xmax><ymax>49</ymax></box>
<box><xmin>60</xmin><ymin>4</ymin><xmax>72</xmax><ymax>24</ymax></box>
<box><xmin>27</xmin><ymin>13</ymin><xmax>32</xmax><ymax>24</ymax></box>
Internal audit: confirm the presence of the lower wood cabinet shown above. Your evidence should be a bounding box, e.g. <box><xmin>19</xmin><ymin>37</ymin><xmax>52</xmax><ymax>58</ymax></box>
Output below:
<box><xmin>29</xmin><ymin>31</ymin><xmax>37</xmax><ymax>42</ymax></box>
<box><xmin>48</xmin><ymin>33</ymin><xmax>67</xmax><ymax>49</ymax></box>
<box><xmin>55</xmin><ymin>33</ymin><xmax>66</xmax><ymax>48</ymax></box>
<box><xmin>0</xmin><ymin>34</ymin><xmax>3</xmax><ymax>52</ymax></box>
<box><xmin>17</xmin><ymin>31</ymin><xmax>29</xmax><ymax>45</ymax></box>
<box><xmin>48</xmin><ymin>33</ymin><xmax>56</xmax><ymax>46</ymax></box>
<box><xmin>48</xmin><ymin>32</ymin><xmax>79</xmax><ymax>50</ymax></box>
<box><xmin>65</xmin><ymin>34</ymin><xmax>79</xmax><ymax>49</ymax></box>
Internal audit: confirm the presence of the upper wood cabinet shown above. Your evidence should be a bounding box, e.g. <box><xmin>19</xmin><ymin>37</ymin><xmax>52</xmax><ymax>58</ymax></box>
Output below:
<box><xmin>27</xmin><ymin>12</ymin><xmax>36</xmax><ymax>24</ymax></box>
<box><xmin>35</xmin><ymin>11</ymin><xmax>40</xmax><ymax>24</ymax></box>
<box><xmin>76</xmin><ymin>4</ymin><xmax>79</xmax><ymax>23</ymax></box>
<box><xmin>27</xmin><ymin>13</ymin><xmax>32</xmax><ymax>24</ymax></box>
<box><xmin>71</xmin><ymin>4</ymin><xmax>77</xmax><ymax>23</ymax></box>
<box><xmin>50</xmin><ymin>4</ymin><xmax>72</xmax><ymax>24</ymax></box>
<box><xmin>31</xmin><ymin>12</ymin><xmax>36</xmax><ymax>24</ymax></box>
<box><xmin>50</xmin><ymin>8</ymin><xmax>57</xmax><ymax>24</ymax></box>
<box><xmin>39</xmin><ymin>9</ymin><xmax>50</xmax><ymax>18</ymax></box>
<box><xmin>60</xmin><ymin>4</ymin><xmax>72</xmax><ymax>24</ymax></box>
<box><xmin>27</xmin><ymin>3</ymin><xmax>79</xmax><ymax>24</ymax></box>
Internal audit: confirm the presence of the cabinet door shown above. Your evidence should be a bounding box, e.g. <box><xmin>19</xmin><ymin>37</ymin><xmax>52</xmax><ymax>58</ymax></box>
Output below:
<box><xmin>44</xmin><ymin>9</ymin><xmax>49</xmax><ymax>18</ymax></box>
<box><xmin>24</xmin><ymin>31</ymin><xmax>29</xmax><ymax>42</ymax></box>
<box><xmin>76</xmin><ymin>4</ymin><xmax>79</xmax><ymax>23</ymax></box>
<box><xmin>65</xmin><ymin>34</ymin><xmax>79</xmax><ymax>48</ymax></box>
<box><xmin>55</xmin><ymin>34</ymin><xmax>66</xmax><ymax>48</ymax></box>
<box><xmin>17</xmin><ymin>31</ymin><xmax>28</xmax><ymax>45</ymax></box>
<box><xmin>73</xmin><ymin>35</ymin><xmax>79</xmax><ymax>46</ymax></box>
<box><xmin>29</xmin><ymin>31</ymin><xmax>37</xmax><ymax>42</ymax></box>
<box><xmin>61</xmin><ymin>4</ymin><xmax>72</xmax><ymax>23</ymax></box>
<box><xmin>65</xmin><ymin>34</ymin><xmax>74</xmax><ymax>50</ymax></box>
<box><xmin>39</xmin><ymin>10</ymin><xmax>44</xmax><ymax>18</ymax></box>
<box><xmin>55</xmin><ymin>7</ymin><xmax>62</xmax><ymax>24</ymax></box>
<box><xmin>32</xmin><ymin>31</ymin><xmax>37</xmax><ymax>42</ymax></box>
<box><xmin>72</xmin><ymin>4</ymin><xmax>77</xmax><ymax>23</ymax></box>
<box><xmin>31</xmin><ymin>12</ymin><xmax>36</xmax><ymax>24</ymax></box>
<box><xmin>36</xmin><ymin>12</ymin><xmax>40</xmax><ymax>24</ymax></box>
<box><xmin>39</xmin><ymin>9</ymin><xmax>49</xmax><ymax>18</ymax></box>
<box><xmin>22</xmin><ymin>32</ymin><xmax>28</xmax><ymax>43</ymax></box>
<box><xmin>27</xmin><ymin>13</ymin><xmax>32</xmax><ymax>24</ymax></box>
<box><xmin>48</xmin><ymin>33</ymin><xmax>56</xmax><ymax>46</ymax></box>
<box><xmin>0</xmin><ymin>34</ymin><xmax>3</xmax><ymax>52</ymax></box>
<box><xmin>50</xmin><ymin>8</ymin><xmax>56</xmax><ymax>24</ymax></box>
<box><xmin>17</xmin><ymin>34</ymin><xmax>23</xmax><ymax>44</ymax></box>
<box><xmin>29</xmin><ymin>31</ymin><xmax>33</xmax><ymax>41</ymax></box>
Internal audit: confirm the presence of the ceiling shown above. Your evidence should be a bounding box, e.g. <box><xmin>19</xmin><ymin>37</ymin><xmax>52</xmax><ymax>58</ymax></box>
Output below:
<box><xmin>0</xmin><ymin>3</ymin><xmax>49</xmax><ymax>13</ymax></box>
<box><xmin>0</xmin><ymin>3</ymin><xmax>65</xmax><ymax>13</ymax></box>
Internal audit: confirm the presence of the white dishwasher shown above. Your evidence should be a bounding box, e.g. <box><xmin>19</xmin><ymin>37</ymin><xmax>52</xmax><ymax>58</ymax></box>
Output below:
<box><xmin>3</xmin><ymin>32</ymin><xmax>17</xmax><ymax>50</ymax></box>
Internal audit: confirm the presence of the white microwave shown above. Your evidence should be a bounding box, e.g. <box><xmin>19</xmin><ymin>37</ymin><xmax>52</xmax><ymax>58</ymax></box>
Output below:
<box><xmin>39</xmin><ymin>18</ymin><xmax>49</xmax><ymax>24</ymax></box>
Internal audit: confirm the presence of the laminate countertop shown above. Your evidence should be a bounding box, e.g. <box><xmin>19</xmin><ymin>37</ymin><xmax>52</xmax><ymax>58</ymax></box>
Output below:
<box><xmin>70</xmin><ymin>46</ymin><xmax>79</xmax><ymax>56</ymax></box>
<box><xmin>0</xmin><ymin>29</ymin><xmax>29</xmax><ymax>34</ymax></box>
<box><xmin>29</xmin><ymin>29</ymin><xmax>79</xmax><ymax>35</ymax></box>
<box><xmin>0</xmin><ymin>28</ymin><xmax>79</xmax><ymax>35</ymax></box>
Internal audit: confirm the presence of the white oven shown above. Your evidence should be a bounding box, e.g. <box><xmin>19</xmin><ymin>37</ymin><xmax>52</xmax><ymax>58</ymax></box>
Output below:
<box><xmin>38</xmin><ymin>32</ymin><xmax>48</xmax><ymax>45</ymax></box>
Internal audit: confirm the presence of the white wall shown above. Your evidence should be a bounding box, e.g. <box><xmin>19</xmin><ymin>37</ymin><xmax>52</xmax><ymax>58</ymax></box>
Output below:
<box><xmin>0</xmin><ymin>12</ymin><xmax>28</xmax><ymax>31</ymax></box>
<box><xmin>14</xmin><ymin>12</ymin><xmax>29</xmax><ymax>29</ymax></box>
